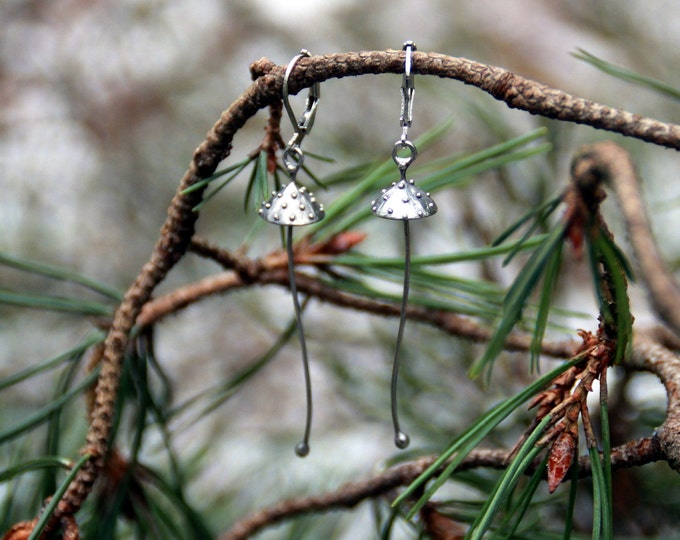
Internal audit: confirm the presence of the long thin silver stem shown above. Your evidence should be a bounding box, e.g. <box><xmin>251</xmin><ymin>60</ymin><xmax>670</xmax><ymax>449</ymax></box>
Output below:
<box><xmin>391</xmin><ymin>219</ymin><xmax>411</xmax><ymax>449</ymax></box>
<box><xmin>287</xmin><ymin>226</ymin><xmax>313</xmax><ymax>457</ymax></box>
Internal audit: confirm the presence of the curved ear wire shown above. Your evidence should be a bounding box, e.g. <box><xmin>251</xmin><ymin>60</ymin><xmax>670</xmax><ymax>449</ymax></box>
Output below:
<box><xmin>287</xmin><ymin>226</ymin><xmax>313</xmax><ymax>457</ymax></box>
<box><xmin>258</xmin><ymin>50</ymin><xmax>324</xmax><ymax>457</ymax></box>
<box><xmin>282</xmin><ymin>50</ymin><xmax>320</xmax><ymax>152</ymax></box>
<box><xmin>370</xmin><ymin>41</ymin><xmax>437</xmax><ymax>449</ymax></box>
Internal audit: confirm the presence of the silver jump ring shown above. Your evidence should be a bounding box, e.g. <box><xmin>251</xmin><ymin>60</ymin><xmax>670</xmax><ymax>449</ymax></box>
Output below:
<box><xmin>392</xmin><ymin>139</ymin><xmax>417</xmax><ymax>172</ymax></box>
<box><xmin>282</xmin><ymin>145</ymin><xmax>304</xmax><ymax>175</ymax></box>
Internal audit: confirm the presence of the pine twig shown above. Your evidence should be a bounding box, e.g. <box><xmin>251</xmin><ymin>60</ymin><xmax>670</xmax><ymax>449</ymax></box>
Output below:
<box><xmin>220</xmin><ymin>437</ymin><xmax>661</xmax><ymax>540</ymax></box>
<box><xmin>138</xmin><ymin>239</ymin><xmax>578</xmax><ymax>360</ymax></box>
<box><xmin>629</xmin><ymin>339</ymin><xmax>680</xmax><ymax>472</ymax></box>
<box><xmin>574</xmin><ymin>141</ymin><xmax>680</xmax><ymax>336</ymax></box>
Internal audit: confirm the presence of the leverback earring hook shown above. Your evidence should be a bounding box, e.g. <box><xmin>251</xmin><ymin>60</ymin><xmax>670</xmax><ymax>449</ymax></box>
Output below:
<box><xmin>282</xmin><ymin>49</ymin><xmax>320</xmax><ymax>177</ymax></box>
<box><xmin>400</xmin><ymin>41</ymin><xmax>416</xmax><ymax>140</ymax></box>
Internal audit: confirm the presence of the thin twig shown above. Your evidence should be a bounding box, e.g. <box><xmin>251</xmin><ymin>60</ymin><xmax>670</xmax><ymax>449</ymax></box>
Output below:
<box><xmin>220</xmin><ymin>437</ymin><xmax>660</xmax><ymax>540</ymax></box>
<box><xmin>628</xmin><ymin>338</ymin><xmax>680</xmax><ymax>471</ymax></box>
<box><xmin>138</xmin><ymin>245</ymin><xmax>578</xmax><ymax>359</ymax></box>
<box><xmin>574</xmin><ymin>141</ymin><xmax>680</xmax><ymax>336</ymax></box>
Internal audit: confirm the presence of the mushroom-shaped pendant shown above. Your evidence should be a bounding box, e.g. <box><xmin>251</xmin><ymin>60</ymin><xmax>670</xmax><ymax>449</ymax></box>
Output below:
<box><xmin>370</xmin><ymin>178</ymin><xmax>437</xmax><ymax>220</ymax></box>
<box><xmin>259</xmin><ymin>181</ymin><xmax>325</xmax><ymax>226</ymax></box>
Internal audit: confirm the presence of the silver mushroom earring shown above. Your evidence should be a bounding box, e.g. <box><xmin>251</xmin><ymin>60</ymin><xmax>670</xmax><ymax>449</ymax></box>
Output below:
<box><xmin>370</xmin><ymin>41</ymin><xmax>437</xmax><ymax>449</ymax></box>
<box><xmin>259</xmin><ymin>50</ymin><xmax>324</xmax><ymax>457</ymax></box>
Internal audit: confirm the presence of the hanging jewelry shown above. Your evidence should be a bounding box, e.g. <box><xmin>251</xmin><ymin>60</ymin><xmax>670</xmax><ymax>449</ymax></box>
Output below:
<box><xmin>258</xmin><ymin>50</ymin><xmax>324</xmax><ymax>457</ymax></box>
<box><xmin>370</xmin><ymin>41</ymin><xmax>437</xmax><ymax>449</ymax></box>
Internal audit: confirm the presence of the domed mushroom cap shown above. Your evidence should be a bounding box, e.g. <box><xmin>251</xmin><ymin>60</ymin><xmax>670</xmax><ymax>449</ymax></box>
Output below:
<box><xmin>259</xmin><ymin>181</ymin><xmax>325</xmax><ymax>226</ymax></box>
<box><xmin>370</xmin><ymin>179</ymin><xmax>437</xmax><ymax>220</ymax></box>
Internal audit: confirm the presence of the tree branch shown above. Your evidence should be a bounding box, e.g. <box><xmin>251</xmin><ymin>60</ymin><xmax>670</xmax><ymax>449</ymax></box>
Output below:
<box><xmin>267</xmin><ymin>51</ymin><xmax>680</xmax><ymax>150</ymax></box>
<box><xmin>572</xmin><ymin>141</ymin><xmax>680</xmax><ymax>336</ymax></box>
<box><xmin>219</xmin><ymin>449</ymin><xmax>508</xmax><ymax>540</ymax></box>
<box><xmin>138</xmin><ymin>239</ymin><xmax>578</xmax><ymax>359</ymax></box>
<box><xmin>220</xmin><ymin>436</ymin><xmax>661</xmax><ymax>540</ymax></box>
<box><xmin>628</xmin><ymin>338</ymin><xmax>680</xmax><ymax>472</ymax></box>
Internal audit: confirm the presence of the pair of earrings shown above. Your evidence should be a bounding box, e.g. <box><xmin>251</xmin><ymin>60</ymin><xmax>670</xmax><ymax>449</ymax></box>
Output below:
<box><xmin>259</xmin><ymin>42</ymin><xmax>436</xmax><ymax>456</ymax></box>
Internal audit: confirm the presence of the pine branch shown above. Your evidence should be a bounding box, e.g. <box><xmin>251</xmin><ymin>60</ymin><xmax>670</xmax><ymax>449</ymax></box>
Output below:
<box><xmin>136</xmin><ymin>236</ymin><xmax>578</xmax><ymax>359</ymax></box>
<box><xmin>573</xmin><ymin>141</ymin><xmax>680</xmax><ymax>336</ymax></box>
<box><xmin>39</xmin><ymin>49</ymin><xmax>680</xmax><ymax>530</ymax></box>
<box><xmin>220</xmin><ymin>437</ymin><xmax>661</xmax><ymax>540</ymax></box>
<box><xmin>629</xmin><ymin>339</ymin><xmax>680</xmax><ymax>472</ymax></box>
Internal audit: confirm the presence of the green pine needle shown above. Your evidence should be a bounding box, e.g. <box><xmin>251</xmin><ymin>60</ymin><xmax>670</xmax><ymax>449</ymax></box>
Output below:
<box><xmin>0</xmin><ymin>368</ymin><xmax>99</xmax><ymax>445</ymax></box>
<box><xmin>422</xmin><ymin>143</ymin><xmax>552</xmax><ymax>194</ymax></box>
<box><xmin>243</xmin><ymin>150</ymin><xmax>269</xmax><ymax>212</ymax></box>
<box><xmin>469</xmin><ymin>222</ymin><xmax>567</xmax><ymax>380</ymax></box>
<box><xmin>598</xmin><ymin>230</ymin><xmax>635</xmax><ymax>281</ymax></box>
<box><xmin>313</xmin><ymin>126</ymin><xmax>548</xmax><ymax>241</ymax></box>
<box><xmin>395</xmin><ymin>353</ymin><xmax>585</xmax><ymax>519</ymax></box>
<box><xmin>191</xmin><ymin>156</ymin><xmax>255</xmax><ymax>212</ymax></box>
<box><xmin>600</xmin><ymin>377</ymin><xmax>614</xmax><ymax>539</ymax></box>
<box><xmin>563</xmin><ymin>457</ymin><xmax>580</xmax><ymax>540</ymax></box>
<box><xmin>167</xmin><ymin>312</ymin><xmax>299</xmax><ymax>425</ymax></box>
<box><xmin>27</xmin><ymin>453</ymin><xmax>92</xmax><ymax>540</ymax></box>
<box><xmin>332</xmin><ymin>234</ymin><xmax>547</xmax><ymax>268</ymax></box>
<box><xmin>180</xmin><ymin>156</ymin><xmax>253</xmax><ymax>195</ymax></box>
<box><xmin>0</xmin><ymin>290</ymin><xmax>113</xmax><ymax>317</ymax></box>
<box><xmin>530</xmin><ymin>242</ymin><xmax>563</xmax><ymax>373</ymax></box>
<box><xmin>588</xmin><ymin>445</ymin><xmax>609</xmax><ymax>540</ymax></box>
<box><xmin>0</xmin><ymin>331</ymin><xmax>103</xmax><ymax>392</ymax></box>
<box><xmin>493</xmin><ymin>196</ymin><xmax>562</xmax><ymax>266</ymax></box>
<box><xmin>300</xmin><ymin>162</ymin><xmax>328</xmax><ymax>189</ymax></box>
<box><xmin>491</xmin><ymin>453</ymin><xmax>550</xmax><ymax>540</ymax></box>
<box><xmin>0</xmin><ymin>252</ymin><xmax>122</xmax><ymax>301</ymax></box>
<box><xmin>586</xmin><ymin>226</ymin><xmax>633</xmax><ymax>364</ymax></box>
<box><xmin>573</xmin><ymin>48</ymin><xmax>680</xmax><ymax>102</ymax></box>
<box><xmin>302</xmin><ymin>150</ymin><xmax>336</xmax><ymax>163</ymax></box>
<box><xmin>466</xmin><ymin>414</ymin><xmax>551</xmax><ymax>540</ymax></box>
<box><xmin>0</xmin><ymin>457</ymin><xmax>75</xmax><ymax>483</ymax></box>
<box><xmin>141</xmin><ymin>465</ymin><xmax>214</xmax><ymax>539</ymax></box>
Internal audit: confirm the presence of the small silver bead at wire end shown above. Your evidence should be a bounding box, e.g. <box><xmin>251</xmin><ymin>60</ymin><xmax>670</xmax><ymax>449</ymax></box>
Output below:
<box><xmin>395</xmin><ymin>431</ymin><xmax>410</xmax><ymax>449</ymax></box>
<box><xmin>295</xmin><ymin>441</ymin><xmax>310</xmax><ymax>457</ymax></box>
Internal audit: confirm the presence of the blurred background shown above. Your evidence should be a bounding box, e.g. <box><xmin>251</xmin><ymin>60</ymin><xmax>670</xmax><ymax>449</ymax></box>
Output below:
<box><xmin>3</xmin><ymin>0</ymin><xmax>680</xmax><ymax>537</ymax></box>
